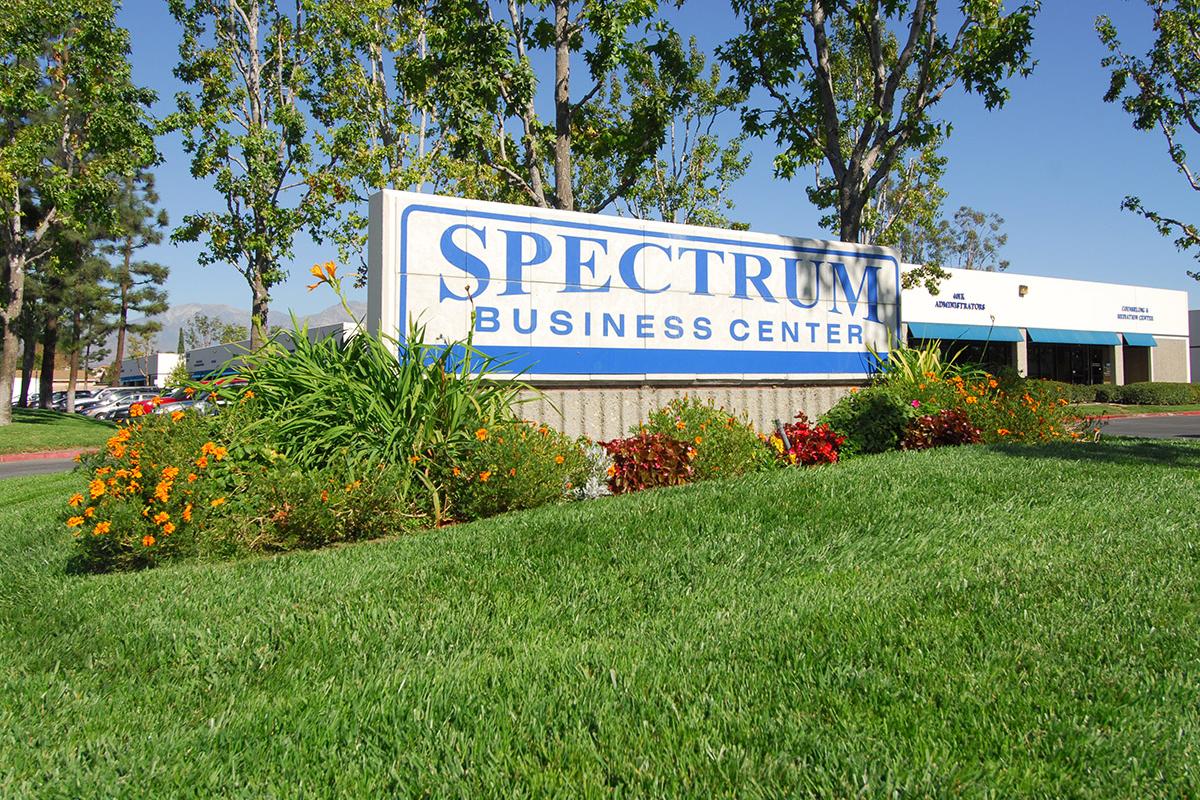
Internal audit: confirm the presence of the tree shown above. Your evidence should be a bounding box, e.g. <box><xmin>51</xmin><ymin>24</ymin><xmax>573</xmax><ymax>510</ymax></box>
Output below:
<box><xmin>177</xmin><ymin>328</ymin><xmax>186</xmax><ymax>354</ymax></box>
<box><xmin>620</xmin><ymin>45</ymin><xmax>751</xmax><ymax>228</ymax></box>
<box><xmin>59</xmin><ymin>243</ymin><xmax>117</xmax><ymax>410</ymax></box>
<box><xmin>935</xmin><ymin>205</ymin><xmax>1009</xmax><ymax>271</ymax></box>
<box><xmin>721</xmin><ymin>0</ymin><xmax>1037</xmax><ymax>245</ymax></box>
<box><xmin>430</xmin><ymin>0</ymin><xmax>695</xmax><ymax>214</ymax></box>
<box><xmin>1099</xmin><ymin>2</ymin><xmax>1200</xmax><ymax>277</ymax></box>
<box><xmin>183</xmin><ymin>313</ymin><xmax>249</xmax><ymax>349</ymax></box>
<box><xmin>166</xmin><ymin>0</ymin><xmax>314</xmax><ymax>349</ymax></box>
<box><xmin>0</xmin><ymin>0</ymin><xmax>156</xmax><ymax>424</ymax></box>
<box><xmin>103</xmin><ymin>170</ymin><xmax>169</xmax><ymax>375</ymax></box>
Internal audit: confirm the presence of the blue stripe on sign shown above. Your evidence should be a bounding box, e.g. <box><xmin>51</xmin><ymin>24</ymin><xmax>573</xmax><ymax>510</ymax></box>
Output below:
<box><xmin>430</xmin><ymin>345</ymin><xmax>883</xmax><ymax>376</ymax></box>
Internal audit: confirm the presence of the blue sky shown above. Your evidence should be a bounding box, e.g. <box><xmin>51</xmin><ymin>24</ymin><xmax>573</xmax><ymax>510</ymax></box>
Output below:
<box><xmin>117</xmin><ymin>0</ymin><xmax>1200</xmax><ymax>316</ymax></box>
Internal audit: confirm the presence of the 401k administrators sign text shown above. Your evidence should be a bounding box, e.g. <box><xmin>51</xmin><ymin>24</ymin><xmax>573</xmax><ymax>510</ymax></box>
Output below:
<box><xmin>367</xmin><ymin>191</ymin><xmax>900</xmax><ymax>380</ymax></box>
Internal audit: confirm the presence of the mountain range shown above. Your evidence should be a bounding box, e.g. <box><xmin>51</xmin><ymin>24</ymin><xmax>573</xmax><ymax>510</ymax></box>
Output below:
<box><xmin>130</xmin><ymin>301</ymin><xmax>368</xmax><ymax>353</ymax></box>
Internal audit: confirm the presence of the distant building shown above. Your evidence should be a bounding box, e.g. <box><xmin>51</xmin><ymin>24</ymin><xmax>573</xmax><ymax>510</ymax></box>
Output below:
<box><xmin>119</xmin><ymin>352</ymin><xmax>181</xmax><ymax>387</ymax></box>
<box><xmin>185</xmin><ymin>322</ymin><xmax>357</xmax><ymax>379</ymax></box>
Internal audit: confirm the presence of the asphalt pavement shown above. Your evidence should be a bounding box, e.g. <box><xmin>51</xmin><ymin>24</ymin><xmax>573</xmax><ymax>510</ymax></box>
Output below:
<box><xmin>0</xmin><ymin>457</ymin><xmax>80</xmax><ymax>480</ymax></box>
<box><xmin>1101</xmin><ymin>415</ymin><xmax>1200</xmax><ymax>440</ymax></box>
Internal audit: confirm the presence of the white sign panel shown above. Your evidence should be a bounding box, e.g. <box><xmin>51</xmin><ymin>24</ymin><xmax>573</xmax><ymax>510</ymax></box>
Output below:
<box><xmin>368</xmin><ymin>191</ymin><xmax>901</xmax><ymax>380</ymax></box>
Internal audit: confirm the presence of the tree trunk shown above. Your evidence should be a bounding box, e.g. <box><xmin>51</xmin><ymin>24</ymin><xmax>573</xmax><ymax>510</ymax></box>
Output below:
<box><xmin>38</xmin><ymin>310</ymin><xmax>58</xmax><ymax>409</ymax></box>
<box><xmin>553</xmin><ymin>0</ymin><xmax>574</xmax><ymax>211</ymax></box>
<box><xmin>249</xmin><ymin>270</ymin><xmax>269</xmax><ymax>351</ymax></box>
<box><xmin>65</xmin><ymin>310</ymin><xmax>80</xmax><ymax>414</ymax></box>
<box><xmin>112</xmin><ymin>239</ymin><xmax>131</xmax><ymax>376</ymax></box>
<box><xmin>838</xmin><ymin>185</ymin><xmax>868</xmax><ymax>244</ymax></box>
<box><xmin>0</xmin><ymin>249</ymin><xmax>27</xmax><ymax>425</ymax></box>
<box><xmin>19</xmin><ymin>328</ymin><xmax>36</xmax><ymax>407</ymax></box>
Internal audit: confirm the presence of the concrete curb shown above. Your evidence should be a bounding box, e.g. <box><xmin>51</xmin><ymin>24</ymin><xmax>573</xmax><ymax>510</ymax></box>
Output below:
<box><xmin>0</xmin><ymin>448</ymin><xmax>96</xmax><ymax>464</ymax></box>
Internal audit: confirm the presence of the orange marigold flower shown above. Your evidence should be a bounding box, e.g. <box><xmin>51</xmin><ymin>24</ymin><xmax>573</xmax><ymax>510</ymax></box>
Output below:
<box><xmin>153</xmin><ymin>511</ymin><xmax>170</xmax><ymax>524</ymax></box>
<box><xmin>162</xmin><ymin>522</ymin><xmax>176</xmax><ymax>535</ymax></box>
<box><xmin>479</xmin><ymin>471</ymin><xmax>491</xmax><ymax>482</ymax></box>
<box><xmin>84</xmin><ymin>507</ymin><xmax>95</xmax><ymax>518</ymax></box>
<box><xmin>997</xmin><ymin>428</ymin><xmax>1011</xmax><ymax>436</ymax></box>
<box><xmin>451</xmin><ymin>467</ymin><xmax>462</xmax><ymax>477</ymax></box>
<box><xmin>966</xmin><ymin>396</ymin><xmax>977</xmax><ymax>404</ymax></box>
<box><xmin>243</xmin><ymin>389</ymin><xmax>255</xmax><ymax>399</ymax></box>
<box><xmin>195</xmin><ymin>455</ymin><xmax>209</xmax><ymax>469</ymax></box>
<box><xmin>170</xmin><ymin>410</ymin><xmax>185</xmax><ymax>422</ymax></box>
<box><xmin>210</xmin><ymin>497</ymin><xmax>227</xmax><ymax>508</ymax></box>
<box><xmin>554</xmin><ymin>454</ymin><xmax>565</xmax><ymax>464</ymax></box>
<box><xmin>142</xmin><ymin>534</ymin><xmax>156</xmax><ymax>547</ymax></box>
<box><xmin>408</xmin><ymin>454</ymin><xmax>420</xmax><ymax>465</ymax></box>
<box><xmin>66</xmin><ymin>516</ymin><xmax>85</xmax><ymax>528</ymax></box>
<box><xmin>606</xmin><ymin>464</ymin><xmax>616</xmax><ymax>477</ymax></box>
<box><xmin>96</xmin><ymin>466</ymin><xmax>111</xmax><ymax>477</ymax></box>
<box><xmin>538</xmin><ymin>426</ymin><xmax>549</xmax><ymax>436</ymax></box>
<box><xmin>675</xmin><ymin>420</ymin><xmax>686</xmax><ymax>431</ymax></box>
<box><xmin>320</xmin><ymin>489</ymin><xmax>330</xmax><ymax>503</ymax></box>
<box><xmin>155</xmin><ymin>482</ymin><xmax>171</xmax><ymax>503</ymax></box>
<box><xmin>694</xmin><ymin>436</ymin><xmax>703</xmax><ymax>445</ymax></box>
<box><xmin>92</xmin><ymin>521</ymin><xmax>111</xmax><ymax>536</ymax></box>
<box><xmin>68</xmin><ymin>493</ymin><xmax>84</xmax><ymax>507</ymax></box>
<box><xmin>182</xmin><ymin>503</ymin><xmax>193</xmax><ymax>523</ymax></box>
<box><xmin>508</xmin><ymin>467</ymin><xmax>517</xmax><ymax>477</ymax></box>
<box><xmin>475</xmin><ymin>428</ymin><xmax>488</xmax><ymax>441</ymax></box>
<box><xmin>89</xmin><ymin>478</ymin><xmax>106</xmax><ymax>499</ymax></box>
<box><xmin>187</xmin><ymin>473</ymin><xmax>198</xmax><ymax>482</ymax></box>
<box><xmin>129</xmin><ymin>404</ymin><xmax>145</xmax><ymax>418</ymax></box>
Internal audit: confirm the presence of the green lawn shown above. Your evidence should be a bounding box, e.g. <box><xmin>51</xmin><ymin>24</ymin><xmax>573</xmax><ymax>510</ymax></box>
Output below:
<box><xmin>0</xmin><ymin>408</ymin><xmax>114</xmax><ymax>455</ymax></box>
<box><xmin>1073</xmin><ymin>402</ymin><xmax>1200</xmax><ymax>417</ymax></box>
<box><xmin>3</xmin><ymin>440</ymin><xmax>1200</xmax><ymax>796</ymax></box>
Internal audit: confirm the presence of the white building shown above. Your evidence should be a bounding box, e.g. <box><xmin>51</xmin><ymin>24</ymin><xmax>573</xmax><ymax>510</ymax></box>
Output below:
<box><xmin>901</xmin><ymin>268</ymin><xmax>1190</xmax><ymax>385</ymax></box>
<box><xmin>119</xmin><ymin>352</ymin><xmax>181</xmax><ymax>387</ymax></box>
<box><xmin>185</xmin><ymin>323</ymin><xmax>358</xmax><ymax>379</ymax></box>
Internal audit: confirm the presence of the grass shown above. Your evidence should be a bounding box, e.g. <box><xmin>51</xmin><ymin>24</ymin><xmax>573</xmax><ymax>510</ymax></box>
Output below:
<box><xmin>3</xmin><ymin>440</ymin><xmax>1200</xmax><ymax>796</ymax></box>
<box><xmin>0</xmin><ymin>408</ymin><xmax>114</xmax><ymax>455</ymax></box>
<box><xmin>1073</xmin><ymin>402</ymin><xmax>1200</xmax><ymax>417</ymax></box>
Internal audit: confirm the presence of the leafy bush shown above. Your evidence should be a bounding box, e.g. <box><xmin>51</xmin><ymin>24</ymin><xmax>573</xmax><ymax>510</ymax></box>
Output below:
<box><xmin>819</xmin><ymin>388</ymin><xmax>916</xmax><ymax>456</ymax></box>
<box><xmin>1093</xmin><ymin>384</ymin><xmax>1120</xmax><ymax>403</ymax></box>
<box><xmin>901</xmin><ymin>409</ymin><xmax>983</xmax><ymax>450</ymax></box>
<box><xmin>601</xmin><ymin>433</ymin><xmax>696</xmax><ymax>494</ymax></box>
<box><xmin>641</xmin><ymin>396</ymin><xmax>770</xmax><ymax>480</ymax></box>
<box><xmin>65</xmin><ymin>412</ymin><xmax>422</xmax><ymax>573</ymax></box>
<box><xmin>443</xmin><ymin>421</ymin><xmax>586</xmax><ymax>521</ymax></box>
<box><xmin>765</xmin><ymin>413</ymin><xmax>844</xmax><ymax>465</ymax></box>
<box><xmin>1025</xmin><ymin>379</ymin><xmax>1096</xmax><ymax>404</ymax></box>
<box><xmin>1113</xmin><ymin>382</ymin><xmax>1196</xmax><ymax>405</ymax></box>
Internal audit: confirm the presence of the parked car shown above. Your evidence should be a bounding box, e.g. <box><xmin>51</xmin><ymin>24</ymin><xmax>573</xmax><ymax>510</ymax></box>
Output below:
<box><xmin>50</xmin><ymin>389</ymin><xmax>97</xmax><ymax>412</ymax></box>
<box><xmin>88</xmin><ymin>389</ymin><xmax>162</xmax><ymax>420</ymax></box>
<box><xmin>116</xmin><ymin>387</ymin><xmax>193</xmax><ymax>421</ymax></box>
<box><xmin>150</xmin><ymin>391</ymin><xmax>217</xmax><ymax>417</ymax></box>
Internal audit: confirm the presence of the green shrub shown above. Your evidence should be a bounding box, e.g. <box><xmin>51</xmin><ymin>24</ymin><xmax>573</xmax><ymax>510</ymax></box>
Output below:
<box><xmin>641</xmin><ymin>396</ymin><xmax>771</xmax><ymax>480</ymax></box>
<box><xmin>1115</xmin><ymin>382</ymin><xmax>1195</xmax><ymax>405</ymax></box>
<box><xmin>819</xmin><ymin>388</ymin><xmax>916</xmax><ymax>456</ymax></box>
<box><xmin>1024</xmin><ymin>379</ymin><xmax>1096</xmax><ymax>404</ymax></box>
<box><xmin>1093</xmin><ymin>384</ymin><xmax>1120</xmax><ymax>403</ymax></box>
<box><xmin>870</xmin><ymin>339</ymin><xmax>990</xmax><ymax>384</ymax></box>
<box><xmin>443</xmin><ymin>421</ymin><xmax>586</xmax><ymax>522</ymax></box>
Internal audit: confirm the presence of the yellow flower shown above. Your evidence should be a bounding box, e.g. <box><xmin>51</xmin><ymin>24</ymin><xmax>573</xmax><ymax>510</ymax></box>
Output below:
<box><xmin>966</xmin><ymin>396</ymin><xmax>977</xmax><ymax>404</ymax></box>
<box><xmin>475</xmin><ymin>428</ymin><xmax>488</xmax><ymax>441</ymax></box>
<box><xmin>68</xmin><ymin>493</ymin><xmax>84</xmax><ymax>508</ymax></box>
<box><xmin>554</xmin><ymin>454</ymin><xmax>565</xmax><ymax>464</ymax></box>
<box><xmin>92</xmin><ymin>521</ymin><xmax>111</xmax><ymax>536</ymax></box>
<box><xmin>408</xmin><ymin>454</ymin><xmax>420</xmax><ymax>464</ymax></box>
<box><xmin>142</xmin><ymin>534</ymin><xmax>156</xmax><ymax>547</ymax></box>
<box><xmin>84</xmin><ymin>507</ymin><xmax>94</xmax><ymax>518</ymax></box>
<box><xmin>243</xmin><ymin>389</ymin><xmax>255</xmax><ymax>399</ymax></box>
<box><xmin>66</xmin><ymin>516</ymin><xmax>85</xmax><ymax>528</ymax></box>
<box><xmin>210</xmin><ymin>497</ymin><xmax>227</xmax><ymax>508</ymax></box>
<box><xmin>89</xmin><ymin>478</ymin><xmax>106</xmax><ymax>499</ymax></box>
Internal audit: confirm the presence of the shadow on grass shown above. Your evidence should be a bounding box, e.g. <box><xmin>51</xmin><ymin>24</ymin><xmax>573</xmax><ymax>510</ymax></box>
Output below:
<box><xmin>12</xmin><ymin>408</ymin><xmax>111</xmax><ymax>428</ymax></box>
<box><xmin>988</xmin><ymin>437</ymin><xmax>1200</xmax><ymax>468</ymax></box>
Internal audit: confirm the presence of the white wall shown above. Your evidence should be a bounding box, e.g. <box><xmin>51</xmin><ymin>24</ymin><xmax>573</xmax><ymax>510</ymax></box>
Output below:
<box><xmin>119</xmin><ymin>352</ymin><xmax>180</xmax><ymax>385</ymax></box>
<box><xmin>185</xmin><ymin>323</ymin><xmax>357</xmax><ymax>377</ymax></box>
<box><xmin>901</xmin><ymin>267</ymin><xmax>1189</xmax><ymax>337</ymax></box>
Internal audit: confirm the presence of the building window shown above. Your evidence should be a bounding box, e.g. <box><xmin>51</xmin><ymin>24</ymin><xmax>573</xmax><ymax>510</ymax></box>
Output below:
<box><xmin>1027</xmin><ymin>343</ymin><xmax>1112</xmax><ymax>385</ymax></box>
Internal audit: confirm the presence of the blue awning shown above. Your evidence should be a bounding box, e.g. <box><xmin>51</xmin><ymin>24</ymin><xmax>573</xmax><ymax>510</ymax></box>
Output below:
<box><xmin>1026</xmin><ymin>328</ymin><xmax>1122</xmax><ymax>345</ymax></box>
<box><xmin>907</xmin><ymin>321</ymin><xmax>1024</xmax><ymax>343</ymax></box>
<box><xmin>1122</xmin><ymin>332</ymin><xmax>1158</xmax><ymax>347</ymax></box>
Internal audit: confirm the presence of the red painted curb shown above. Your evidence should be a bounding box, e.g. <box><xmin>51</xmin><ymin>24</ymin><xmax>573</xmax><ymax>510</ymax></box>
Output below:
<box><xmin>1094</xmin><ymin>410</ymin><xmax>1200</xmax><ymax>421</ymax></box>
<box><xmin>0</xmin><ymin>448</ymin><xmax>96</xmax><ymax>464</ymax></box>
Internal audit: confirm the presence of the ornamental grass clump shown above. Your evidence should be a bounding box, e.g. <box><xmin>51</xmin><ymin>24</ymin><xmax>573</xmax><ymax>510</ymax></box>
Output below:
<box><xmin>642</xmin><ymin>396</ymin><xmax>772</xmax><ymax>480</ymax></box>
<box><xmin>443</xmin><ymin>421</ymin><xmax>587</xmax><ymax>522</ymax></box>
